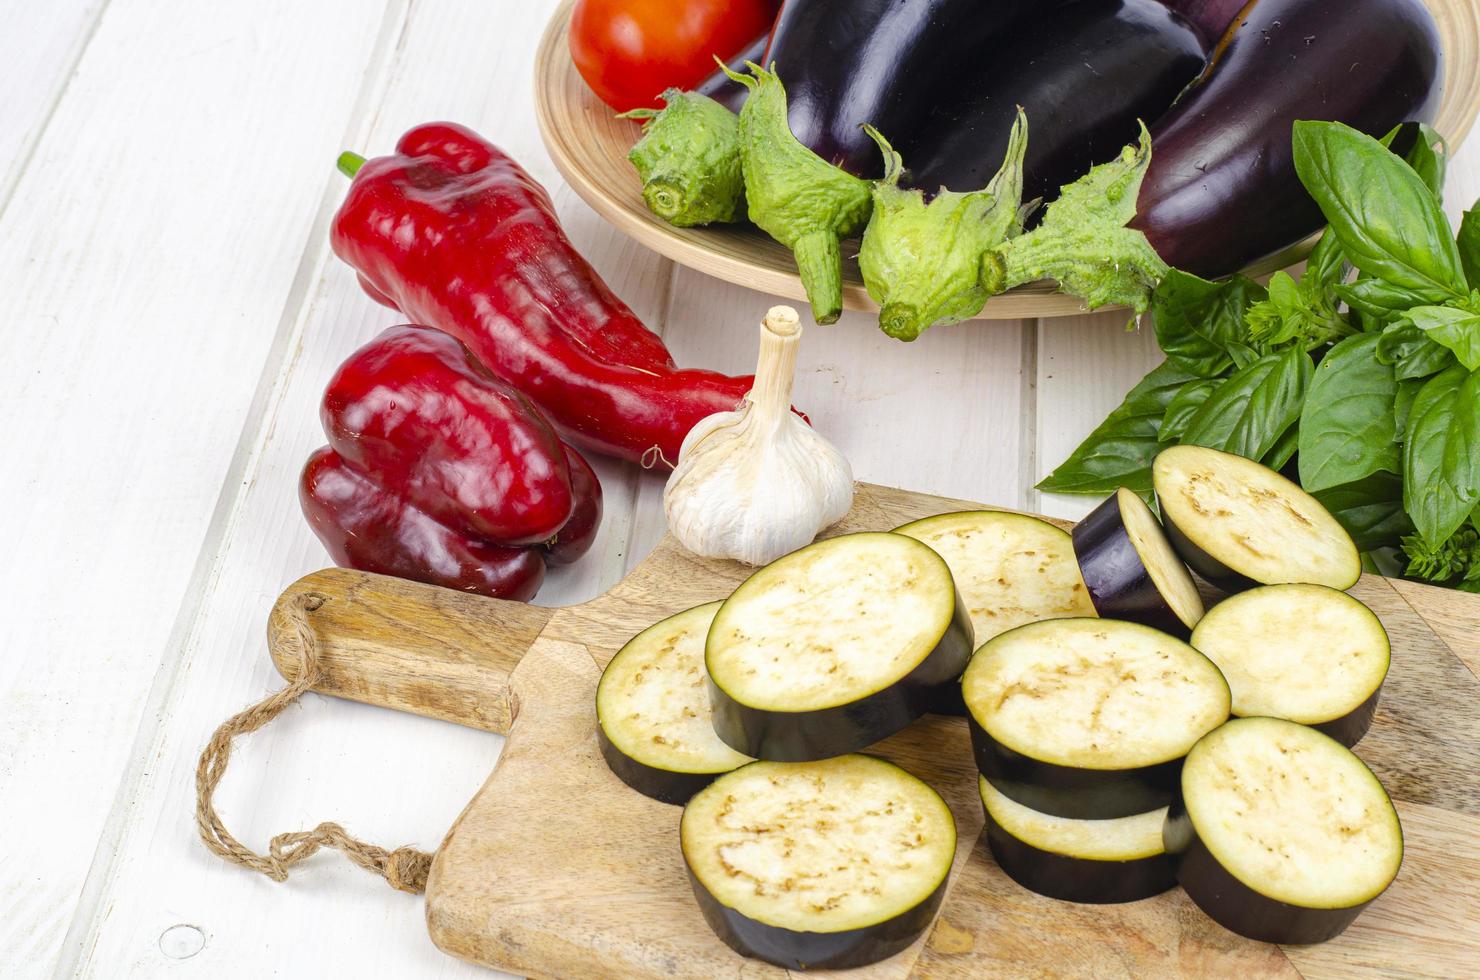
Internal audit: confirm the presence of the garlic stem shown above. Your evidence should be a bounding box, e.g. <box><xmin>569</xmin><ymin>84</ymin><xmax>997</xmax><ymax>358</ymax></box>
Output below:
<box><xmin>750</xmin><ymin>305</ymin><xmax>801</xmax><ymax>426</ymax></box>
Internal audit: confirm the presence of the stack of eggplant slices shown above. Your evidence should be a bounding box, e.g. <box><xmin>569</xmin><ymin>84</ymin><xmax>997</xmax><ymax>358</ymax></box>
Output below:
<box><xmin>595</xmin><ymin>444</ymin><xmax>1401</xmax><ymax>969</ymax></box>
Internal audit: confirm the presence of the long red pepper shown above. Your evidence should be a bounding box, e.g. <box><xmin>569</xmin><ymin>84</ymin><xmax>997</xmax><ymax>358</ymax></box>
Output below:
<box><xmin>330</xmin><ymin>122</ymin><xmax>759</xmax><ymax>465</ymax></box>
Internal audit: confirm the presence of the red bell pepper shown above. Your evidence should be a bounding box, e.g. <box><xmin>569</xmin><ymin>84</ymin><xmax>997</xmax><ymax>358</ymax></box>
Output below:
<box><xmin>330</xmin><ymin>122</ymin><xmax>760</xmax><ymax>466</ymax></box>
<box><xmin>302</xmin><ymin>324</ymin><xmax>603</xmax><ymax>600</ymax></box>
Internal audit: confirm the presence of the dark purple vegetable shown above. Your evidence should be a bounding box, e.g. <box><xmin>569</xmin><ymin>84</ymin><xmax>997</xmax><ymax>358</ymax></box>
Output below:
<box><xmin>754</xmin><ymin>0</ymin><xmax>1055</xmax><ymax>179</ymax></box>
<box><xmin>1154</xmin><ymin>0</ymin><xmax>1249</xmax><ymax>44</ymax></box>
<box><xmin>897</xmin><ymin>0</ymin><xmax>1205</xmax><ymax>204</ymax></box>
<box><xmin>694</xmin><ymin>32</ymin><xmax>770</xmax><ymax>112</ymax></box>
<box><xmin>1165</xmin><ymin>718</ymin><xmax>1403</xmax><ymax>944</ymax></box>
<box><xmin>1134</xmin><ymin>0</ymin><xmax>1443</xmax><ymax>277</ymax></box>
<box><xmin>1073</xmin><ymin>487</ymin><xmax>1205</xmax><ymax>638</ymax></box>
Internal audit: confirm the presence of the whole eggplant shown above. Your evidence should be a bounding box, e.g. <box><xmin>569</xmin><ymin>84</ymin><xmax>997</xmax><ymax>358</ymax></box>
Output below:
<box><xmin>755</xmin><ymin>0</ymin><xmax>1059</xmax><ymax>179</ymax></box>
<box><xmin>896</xmin><ymin>0</ymin><xmax>1205</xmax><ymax>204</ymax></box>
<box><xmin>1134</xmin><ymin>0</ymin><xmax>1443</xmax><ymax>278</ymax></box>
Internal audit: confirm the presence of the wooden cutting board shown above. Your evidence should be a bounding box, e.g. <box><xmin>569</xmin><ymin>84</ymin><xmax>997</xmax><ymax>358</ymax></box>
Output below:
<box><xmin>267</xmin><ymin>483</ymin><xmax>1480</xmax><ymax>979</ymax></box>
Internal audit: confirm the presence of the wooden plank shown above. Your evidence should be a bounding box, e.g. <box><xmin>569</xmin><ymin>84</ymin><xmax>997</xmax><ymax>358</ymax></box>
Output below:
<box><xmin>0</xmin><ymin>0</ymin><xmax>104</xmax><ymax>209</ymax></box>
<box><xmin>0</xmin><ymin>0</ymin><xmax>400</xmax><ymax>974</ymax></box>
<box><xmin>60</xmin><ymin>0</ymin><xmax>660</xmax><ymax>976</ymax></box>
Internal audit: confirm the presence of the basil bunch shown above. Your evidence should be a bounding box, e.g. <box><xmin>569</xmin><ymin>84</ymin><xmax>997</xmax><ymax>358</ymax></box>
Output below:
<box><xmin>1041</xmin><ymin>120</ymin><xmax>1480</xmax><ymax>591</ymax></box>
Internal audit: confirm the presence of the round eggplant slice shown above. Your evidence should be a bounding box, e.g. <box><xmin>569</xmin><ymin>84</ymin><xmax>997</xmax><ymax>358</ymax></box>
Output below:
<box><xmin>963</xmin><ymin>618</ymin><xmax>1230</xmax><ymax>818</ymax></box>
<box><xmin>596</xmin><ymin>602</ymin><xmax>752</xmax><ymax>804</ymax></box>
<box><xmin>1073</xmin><ymin>488</ymin><xmax>1204</xmax><ymax>638</ymax></box>
<box><xmin>681</xmin><ymin>755</ymin><xmax>955</xmax><ymax>970</ymax></box>
<box><xmin>1152</xmin><ymin>445</ymin><xmax>1361</xmax><ymax>592</ymax></box>
<box><xmin>706</xmin><ymin>532</ymin><xmax>974</xmax><ymax>761</ymax></box>
<box><xmin>1190</xmin><ymin>584</ymin><xmax>1390</xmax><ymax>746</ymax></box>
<box><xmin>1165</xmin><ymin>717</ymin><xmax>1403</xmax><ymax>944</ymax></box>
<box><xmin>896</xmin><ymin>510</ymin><xmax>1095</xmax><ymax>716</ymax></box>
<box><xmin>979</xmin><ymin>776</ymin><xmax>1174</xmax><ymax>904</ymax></box>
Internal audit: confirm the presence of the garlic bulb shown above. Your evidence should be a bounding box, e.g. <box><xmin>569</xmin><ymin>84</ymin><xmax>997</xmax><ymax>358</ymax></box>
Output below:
<box><xmin>664</xmin><ymin>305</ymin><xmax>854</xmax><ymax>565</ymax></box>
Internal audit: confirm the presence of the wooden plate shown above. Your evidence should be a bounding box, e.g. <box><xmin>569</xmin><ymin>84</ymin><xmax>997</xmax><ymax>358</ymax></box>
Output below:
<box><xmin>534</xmin><ymin>0</ymin><xmax>1480</xmax><ymax>320</ymax></box>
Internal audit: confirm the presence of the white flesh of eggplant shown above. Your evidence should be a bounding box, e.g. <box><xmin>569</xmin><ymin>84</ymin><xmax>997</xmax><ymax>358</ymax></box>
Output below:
<box><xmin>707</xmin><ymin>533</ymin><xmax>957</xmax><ymax>712</ymax></box>
<box><xmin>1154</xmin><ymin>446</ymin><xmax>1360</xmax><ymax>588</ymax></box>
<box><xmin>1182</xmin><ymin>718</ymin><xmax>1402</xmax><ymax>908</ymax></box>
<box><xmin>682</xmin><ymin>756</ymin><xmax>956</xmax><ymax>932</ymax></box>
<box><xmin>1190</xmin><ymin>585</ymin><xmax>1390</xmax><ymax>723</ymax></box>
<box><xmin>896</xmin><ymin>511</ymin><xmax>1096</xmax><ymax>645</ymax></box>
<box><xmin>980</xmin><ymin>776</ymin><xmax>1167</xmax><ymax>860</ymax></box>
<box><xmin>1116</xmin><ymin>488</ymin><xmax>1205</xmax><ymax>629</ymax></box>
<box><xmin>598</xmin><ymin>602</ymin><xmax>752</xmax><ymax>774</ymax></box>
<box><xmin>963</xmin><ymin>619</ymin><xmax>1230</xmax><ymax>769</ymax></box>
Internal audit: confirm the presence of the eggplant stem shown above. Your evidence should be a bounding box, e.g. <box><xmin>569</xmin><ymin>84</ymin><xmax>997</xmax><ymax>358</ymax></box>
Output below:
<box><xmin>793</xmin><ymin>230</ymin><xmax>843</xmax><ymax>324</ymax></box>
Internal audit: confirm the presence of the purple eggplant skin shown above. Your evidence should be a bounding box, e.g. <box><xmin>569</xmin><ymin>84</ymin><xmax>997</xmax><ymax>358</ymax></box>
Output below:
<box><xmin>684</xmin><ymin>864</ymin><xmax>949</xmax><ymax>969</ymax></box>
<box><xmin>897</xmin><ymin>0</ymin><xmax>1205</xmax><ymax>204</ymax></box>
<box><xmin>1154</xmin><ymin>0</ymin><xmax>1250</xmax><ymax>44</ymax></box>
<box><xmin>982</xmin><ymin>814</ymin><xmax>1177</xmax><ymax>905</ymax></box>
<box><xmin>1163</xmin><ymin>793</ymin><xmax>1373</xmax><ymax>943</ymax></box>
<box><xmin>595</xmin><ymin>727</ymin><xmax>722</xmax><ymax>806</ymax></box>
<box><xmin>756</xmin><ymin>0</ymin><xmax>1055</xmax><ymax>179</ymax></box>
<box><xmin>969</xmin><ymin>714</ymin><xmax>1185</xmax><ymax>819</ymax></box>
<box><xmin>1158</xmin><ymin>507</ymin><xmax>1260</xmax><ymax>593</ymax></box>
<box><xmin>708</xmin><ymin>597</ymin><xmax>974</xmax><ymax>761</ymax></box>
<box><xmin>1134</xmin><ymin>0</ymin><xmax>1444</xmax><ymax>278</ymax></box>
<box><xmin>1312</xmin><ymin>688</ymin><xmax>1381</xmax><ymax>748</ymax></box>
<box><xmin>1072</xmin><ymin>492</ymin><xmax>1195</xmax><ymax>639</ymax></box>
<box><xmin>694</xmin><ymin>32</ymin><xmax>771</xmax><ymax>113</ymax></box>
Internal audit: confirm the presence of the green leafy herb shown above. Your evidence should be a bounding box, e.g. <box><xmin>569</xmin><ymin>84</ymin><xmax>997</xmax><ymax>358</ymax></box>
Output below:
<box><xmin>1401</xmin><ymin>123</ymin><xmax>1448</xmax><ymax>199</ymax></box>
<box><xmin>1297</xmin><ymin>333</ymin><xmax>1399</xmax><ymax>492</ymax></box>
<box><xmin>1334</xmin><ymin>278</ymin><xmax>1432</xmax><ymax>322</ymax></box>
<box><xmin>1181</xmin><ymin>348</ymin><xmax>1312</xmax><ymax>461</ymax></box>
<box><xmin>1151</xmin><ymin>270</ymin><xmax>1266</xmax><ymax>376</ymax></box>
<box><xmin>1160</xmin><ymin>378</ymin><xmax>1221</xmax><ymax>443</ymax></box>
<box><xmin>1377</xmin><ymin>320</ymin><xmax>1457</xmax><ymax>381</ymax></box>
<box><xmin>1405</xmin><ymin>304</ymin><xmax>1480</xmax><ymax>370</ymax></box>
<box><xmin>1314</xmin><ymin>472</ymin><xmax>1413</xmax><ymax>552</ymax></box>
<box><xmin>1403</xmin><ymin>364</ymin><xmax>1480</xmax><ymax>548</ymax></box>
<box><xmin>1245</xmin><ymin>270</ymin><xmax>1352</xmax><ymax>349</ymax></box>
<box><xmin>1457</xmin><ymin>209</ymin><xmax>1480</xmax><ymax>288</ymax></box>
<box><xmin>1037</xmin><ymin>360</ymin><xmax>1202</xmax><ymax>496</ymax></box>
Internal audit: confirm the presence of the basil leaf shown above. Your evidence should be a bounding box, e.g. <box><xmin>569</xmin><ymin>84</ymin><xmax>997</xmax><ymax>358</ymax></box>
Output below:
<box><xmin>1314</xmin><ymin>471</ymin><xmax>1413</xmax><ymax>552</ymax></box>
<box><xmin>1403</xmin><ymin>123</ymin><xmax>1448</xmax><ymax>199</ymax></box>
<box><xmin>1038</xmin><ymin>360</ymin><xmax>1203</xmax><ymax>496</ymax></box>
<box><xmin>1394</xmin><ymin>376</ymin><xmax>1424</xmax><ymax>438</ymax></box>
<box><xmin>1407</xmin><ymin>305</ymin><xmax>1480</xmax><ymax>370</ymax></box>
<box><xmin>1265</xmin><ymin>424</ymin><xmax>1300</xmax><ymax>472</ymax></box>
<box><xmin>1404</xmin><ymin>364</ymin><xmax>1480</xmax><ymax>547</ymax></box>
<box><xmin>1335</xmin><ymin>278</ymin><xmax>1430</xmax><ymax>322</ymax></box>
<box><xmin>1182</xmin><ymin>348</ymin><xmax>1313</xmax><ymax>461</ymax></box>
<box><xmin>1298</xmin><ymin>333</ymin><xmax>1399</xmax><ymax>492</ymax></box>
<box><xmin>1291</xmin><ymin>120</ymin><xmax>1466</xmax><ymax>301</ymax></box>
<box><xmin>1458</xmin><ymin>209</ymin><xmax>1480</xmax><ymax>290</ymax></box>
<box><xmin>1306</xmin><ymin>227</ymin><xmax>1346</xmax><ymax>287</ymax></box>
<box><xmin>1160</xmin><ymin>378</ymin><xmax>1221</xmax><ymax>443</ymax></box>
<box><xmin>1377</xmin><ymin>320</ymin><xmax>1456</xmax><ymax>380</ymax></box>
<box><xmin>1151</xmin><ymin>270</ymin><xmax>1266</xmax><ymax>377</ymax></box>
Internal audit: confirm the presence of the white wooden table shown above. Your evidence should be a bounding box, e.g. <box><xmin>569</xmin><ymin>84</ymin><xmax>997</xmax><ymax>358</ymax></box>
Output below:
<box><xmin>2</xmin><ymin>1</ymin><xmax>1476</xmax><ymax>977</ymax></box>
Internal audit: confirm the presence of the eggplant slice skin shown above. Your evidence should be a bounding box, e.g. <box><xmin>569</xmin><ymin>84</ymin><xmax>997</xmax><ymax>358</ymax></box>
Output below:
<box><xmin>1166</xmin><ymin>717</ymin><xmax>1403</xmax><ymax>944</ymax></box>
<box><xmin>707</xmin><ymin>532</ymin><xmax>974</xmax><ymax>760</ymax></box>
<box><xmin>1152</xmin><ymin>445</ymin><xmax>1361</xmax><ymax>592</ymax></box>
<box><xmin>964</xmin><ymin>618</ymin><xmax>1229</xmax><ymax>818</ymax></box>
<box><xmin>596</xmin><ymin>602</ymin><xmax>752</xmax><ymax>804</ymax></box>
<box><xmin>979</xmin><ymin>776</ymin><xmax>1175</xmax><ymax>904</ymax></box>
<box><xmin>681</xmin><ymin>756</ymin><xmax>956</xmax><ymax>970</ymax></box>
<box><xmin>1189</xmin><ymin>584</ymin><xmax>1390</xmax><ymax>746</ymax></box>
<box><xmin>1073</xmin><ymin>488</ymin><xmax>1204</xmax><ymax>638</ymax></box>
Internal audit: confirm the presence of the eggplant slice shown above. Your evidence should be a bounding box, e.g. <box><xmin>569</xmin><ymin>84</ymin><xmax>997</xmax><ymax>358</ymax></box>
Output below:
<box><xmin>1166</xmin><ymin>717</ymin><xmax>1403</xmax><ymax>944</ymax></box>
<box><xmin>707</xmin><ymin>532</ymin><xmax>974</xmax><ymax>760</ymax></box>
<box><xmin>596</xmin><ymin>602</ymin><xmax>752</xmax><ymax>804</ymax></box>
<box><xmin>1189</xmin><ymin>584</ymin><xmax>1390</xmax><ymax>746</ymax></box>
<box><xmin>1073</xmin><ymin>488</ymin><xmax>1204</xmax><ymax>638</ymax></box>
<box><xmin>681</xmin><ymin>755</ymin><xmax>956</xmax><ymax>970</ymax></box>
<box><xmin>979</xmin><ymin>776</ymin><xmax>1175</xmax><ymax>904</ymax></box>
<box><xmin>964</xmin><ymin>618</ymin><xmax>1230</xmax><ymax>818</ymax></box>
<box><xmin>1152</xmin><ymin>445</ymin><xmax>1361</xmax><ymax>591</ymax></box>
<box><xmin>895</xmin><ymin>510</ymin><xmax>1096</xmax><ymax>644</ymax></box>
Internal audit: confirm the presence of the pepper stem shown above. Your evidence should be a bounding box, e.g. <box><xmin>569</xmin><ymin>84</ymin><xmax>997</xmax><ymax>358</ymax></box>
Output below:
<box><xmin>793</xmin><ymin>230</ymin><xmax>843</xmax><ymax>324</ymax></box>
<box><xmin>337</xmin><ymin>151</ymin><xmax>366</xmax><ymax>178</ymax></box>
<box><xmin>750</xmin><ymin>306</ymin><xmax>801</xmax><ymax>424</ymax></box>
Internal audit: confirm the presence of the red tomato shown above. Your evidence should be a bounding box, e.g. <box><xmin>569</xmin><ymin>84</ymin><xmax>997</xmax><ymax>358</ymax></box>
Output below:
<box><xmin>569</xmin><ymin>0</ymin><xmax>778</xmax><ymax>112</ymax></box>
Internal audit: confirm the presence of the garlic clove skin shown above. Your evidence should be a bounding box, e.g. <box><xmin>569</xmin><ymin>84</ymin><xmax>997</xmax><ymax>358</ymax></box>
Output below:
<box><xmin>663</xmin><ymin>306</ymin><xmax>854</xmax><ymax>566</ymax></box>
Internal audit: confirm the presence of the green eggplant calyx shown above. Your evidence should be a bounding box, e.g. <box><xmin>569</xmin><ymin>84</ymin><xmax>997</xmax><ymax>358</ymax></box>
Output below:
<box><xmin>623</xmin><ymin>88</ymin><xmax>744</xmax><ymax>227</ymax></box>
<box><xmin>337</xmin><ymin>151</ymin><xmax>366</xmax><ymax>178</ymax></box>
<box><xmin>992</xmin><ymin>123</ymin><xmax>1167</xmax><ymax>317</ymax></box>
<box><xmin>857</xmin><ymin>111</ymin><xmax>1029</xmax><ymax>341</ymax></box>
<box><xmin>734</xmin><ymin>62</ymin><xmax>871</xmax><ymax>324</ymax></box>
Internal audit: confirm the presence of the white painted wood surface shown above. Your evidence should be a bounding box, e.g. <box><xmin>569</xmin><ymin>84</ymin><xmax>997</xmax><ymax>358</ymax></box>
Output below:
<box><xmin>0</xmin><ymin>1</ymin><xmax>1475</xmax><ymax>977</ymax></box>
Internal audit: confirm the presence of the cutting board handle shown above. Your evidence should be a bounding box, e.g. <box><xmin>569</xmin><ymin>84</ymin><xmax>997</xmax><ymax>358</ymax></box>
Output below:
<box><xmin>268</xmin><ymin>567</ymin><xmax>555</xmax><ymax>735</ymax></box>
